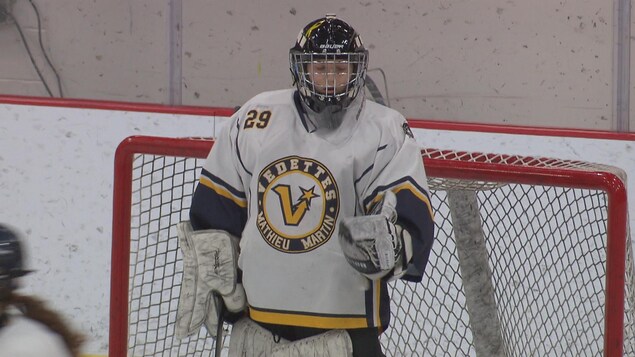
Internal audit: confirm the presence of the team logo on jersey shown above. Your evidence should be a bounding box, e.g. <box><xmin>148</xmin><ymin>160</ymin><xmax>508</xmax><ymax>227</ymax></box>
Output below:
<box><xmin>257</xmin><ymin>156</ymin><xmax>339</xmax><ymax>253</ymax></box>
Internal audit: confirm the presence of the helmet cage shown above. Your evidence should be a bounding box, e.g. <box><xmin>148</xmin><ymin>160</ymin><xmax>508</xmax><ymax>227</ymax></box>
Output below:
<box><xmin>290</xmin><ymin>50</ymin><xmax>368</xmax><ymax>113</ymax></box>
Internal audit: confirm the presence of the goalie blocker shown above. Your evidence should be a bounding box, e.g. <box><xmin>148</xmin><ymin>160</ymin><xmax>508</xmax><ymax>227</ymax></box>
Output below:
<box><xmin>339</xmin><ymin>190</ymin><xmax>413</xmax><ymax>281</ymax></box>
<box><xmin>174</xmin><ymin>221</ymin><xmax>246</xmax><ymax>339</ymax></box>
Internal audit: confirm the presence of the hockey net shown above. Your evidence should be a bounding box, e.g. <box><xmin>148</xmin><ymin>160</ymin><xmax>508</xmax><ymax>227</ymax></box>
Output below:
<box><xmin>110</xmin><ymin>135</ymin><xmax>634</xmax><ymax>357</ymax></box>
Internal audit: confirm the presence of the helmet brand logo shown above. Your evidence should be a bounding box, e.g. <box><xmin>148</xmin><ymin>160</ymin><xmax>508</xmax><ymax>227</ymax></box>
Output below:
<box><xmin>319</xmin><ymin>44</ymin><xmax>344</xmax><ymax>49</ymax></box>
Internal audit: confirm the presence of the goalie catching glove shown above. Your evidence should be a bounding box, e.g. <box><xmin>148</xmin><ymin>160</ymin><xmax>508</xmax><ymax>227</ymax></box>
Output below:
<box><xmin>174</xmin><ymin>221</ymin><xmax>246</xmax><ymax>339</ymax></box>
<box><xmin>339</xmin><ymin>190</ymin><xmax>412</xmax><ymax>280</ymax></box>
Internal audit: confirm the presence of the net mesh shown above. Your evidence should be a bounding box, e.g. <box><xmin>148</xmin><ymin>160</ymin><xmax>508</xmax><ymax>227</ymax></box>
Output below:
<box><xmin>118</xmin><ymin>147</ymin><xmax>634</xmax><ymax>357</ymax></box>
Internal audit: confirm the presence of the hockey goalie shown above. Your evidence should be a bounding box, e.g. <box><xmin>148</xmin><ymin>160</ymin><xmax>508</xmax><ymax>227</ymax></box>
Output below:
<box><xmin>174</xmin><ymin>13</ymin><xmax>435</xmax><ymax>357</ymax></box>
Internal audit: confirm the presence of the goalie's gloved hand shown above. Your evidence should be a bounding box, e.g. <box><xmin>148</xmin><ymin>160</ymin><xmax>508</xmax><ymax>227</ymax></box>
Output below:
<box><xmin>175</xmin><ymin>221</ymin><xmax>247</xmax><ymax>339</ymax></box>
<box><xmin>339</xmin><ymin>190</ymin><xmax>410</xmax><ymax>280</ymax></box>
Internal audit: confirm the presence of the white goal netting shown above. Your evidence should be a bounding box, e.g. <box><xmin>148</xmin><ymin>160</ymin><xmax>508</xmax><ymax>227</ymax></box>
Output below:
<box><xmin>110</xmin><ymin>136</ymin><xmax>634</xmax><ymax>357</ymax></box>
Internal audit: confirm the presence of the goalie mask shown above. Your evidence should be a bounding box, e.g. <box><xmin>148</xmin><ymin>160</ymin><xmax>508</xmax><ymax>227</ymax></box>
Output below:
<box><xmin>0</xmin><ymin>224</ymin><xmax>31</xmax><ymax>299</ymax></box>
<box><xmin>289</xmin><ymin>14</ymin><xmax>368</xmax><ymax>128</ymax></box>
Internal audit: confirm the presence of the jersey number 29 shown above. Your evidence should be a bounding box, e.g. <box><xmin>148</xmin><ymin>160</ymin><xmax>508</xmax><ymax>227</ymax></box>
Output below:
<box><xmin>244</xmin><ymin>110</ymin><xmax>272</xmax><ymax>129</ymax></box>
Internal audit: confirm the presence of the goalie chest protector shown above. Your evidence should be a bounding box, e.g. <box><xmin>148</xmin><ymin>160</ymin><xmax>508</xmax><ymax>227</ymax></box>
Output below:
<box><xmin>195</xmin><ymin>88</ymin><xmax>432</xmax><ymax>329</ymax></box>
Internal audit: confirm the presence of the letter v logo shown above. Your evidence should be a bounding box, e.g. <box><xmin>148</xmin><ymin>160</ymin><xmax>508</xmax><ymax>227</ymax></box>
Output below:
<box><xmin>272</xmin><ymin>184</ymin><xmax>319</xmax><ymax>226</ymax></box>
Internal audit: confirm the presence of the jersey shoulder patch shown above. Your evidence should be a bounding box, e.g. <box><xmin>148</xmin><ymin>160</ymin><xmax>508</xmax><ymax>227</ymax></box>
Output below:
<box><xmin>402</xmin><ymin>121</ymin><xmax>414</xmax><ymax>139</ymax></box>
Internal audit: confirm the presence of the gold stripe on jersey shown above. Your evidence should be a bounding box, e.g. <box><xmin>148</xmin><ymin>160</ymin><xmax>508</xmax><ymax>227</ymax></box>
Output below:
<box><xmin>366</xmin><ymin>183</ymin><xmax>434</xmax><ymax>219</ymax></box>
<box><xmin>199</xmin><ymin>176</ymin><xmax>247</xmax><ymax>208</ymax></box>
<box><xmin>393</xmin><ymin>182</ymin><xmax>434</xmax><ymax>219</ymax></box>
<box><xmin>249</xmin><ymin>307</ymin><xmax>369</xmax><ymax>329</ymax></box>
<box><xmin>373</xmin><ymin>280</ymin><xmax>382</xmax><ymax>327</ymax></box>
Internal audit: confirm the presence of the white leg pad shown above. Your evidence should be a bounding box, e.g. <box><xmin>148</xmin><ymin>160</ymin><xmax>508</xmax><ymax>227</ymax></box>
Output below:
<box><xmin>228</xmin><ymin>318</ymin><xmax>288</xmax><ymax>357</ymax></box>
<box><xmin>271</xmin><ymin>329</ymin><xmax>353</xmax><ymax>357</ymax></box>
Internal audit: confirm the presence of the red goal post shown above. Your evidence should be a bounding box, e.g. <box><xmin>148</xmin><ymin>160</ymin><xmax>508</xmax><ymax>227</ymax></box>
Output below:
<box><xmin>110</xmin><ymin>135</ymin><xmax>633</xmax><ymax>357</ymax></box>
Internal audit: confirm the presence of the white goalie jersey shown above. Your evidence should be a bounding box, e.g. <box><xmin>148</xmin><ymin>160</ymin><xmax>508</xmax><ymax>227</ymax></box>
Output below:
<box><xmin>190</xmin><ymin>88</ymin><xmax>434</xmax><ymax>330</ymax></box>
